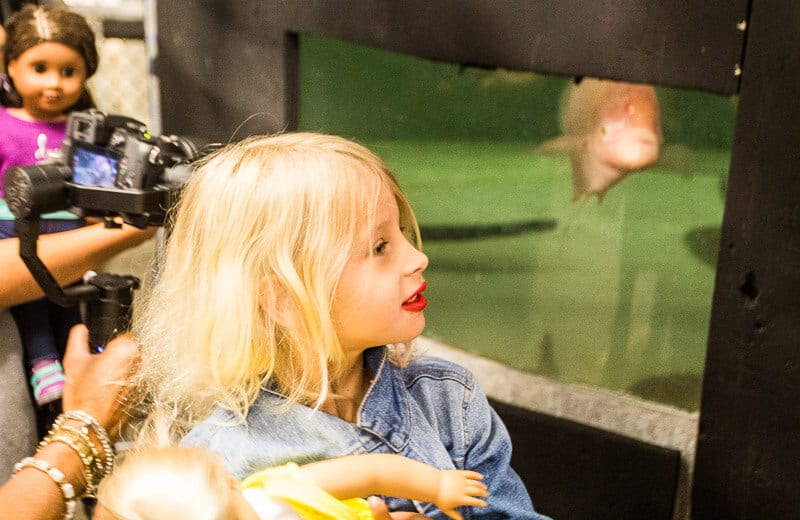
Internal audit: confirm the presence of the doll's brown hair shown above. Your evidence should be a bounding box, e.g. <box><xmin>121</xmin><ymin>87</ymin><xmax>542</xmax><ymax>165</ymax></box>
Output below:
<box><xmin>2</xmin><ymin>3</ymin><xmax>97</xmax><ymax>110</ymax></box>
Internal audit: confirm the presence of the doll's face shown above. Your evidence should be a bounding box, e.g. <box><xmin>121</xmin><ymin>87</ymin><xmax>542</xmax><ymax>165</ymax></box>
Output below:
<box><xmin>7</xmin><ymin>41</ymin><xmax>87</xmax><ymax>121</ymax></box>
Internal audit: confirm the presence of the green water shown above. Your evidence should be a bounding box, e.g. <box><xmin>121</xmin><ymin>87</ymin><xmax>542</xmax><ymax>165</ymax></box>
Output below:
<box><xmin>298</xmin><ymin>35</ymin><xmax>735</xmax><ymax>411</ymax></box>
<box><xmin>374</xmin><ymin>141</ymin><xmax>728</xmax><ymax>410</ymax></box>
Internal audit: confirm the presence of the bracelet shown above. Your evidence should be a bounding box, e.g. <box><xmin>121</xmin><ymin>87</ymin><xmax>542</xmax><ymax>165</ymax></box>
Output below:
<box><xmin>42</xmin><ymin>425</ymin><xmax>103</xmax><ymax>496</ymax></box>
<box><xmin>13</xmin><ymin>457</ymin><xmax>77</xmax><ymax>520</ymax></box>
<box><xmin>47</xmin><ymin>416</ymin><xmax>107</xmax><ymax>490</ymax></box>
<box><xmin>58</xmin><ymin>424</ymin><xmax>105</xmax><ymax>488</ymax></box>
<box><xmin>56</xmin><ymin>411</ymin><xmax>115</xmax><ymax>478</ymax></box>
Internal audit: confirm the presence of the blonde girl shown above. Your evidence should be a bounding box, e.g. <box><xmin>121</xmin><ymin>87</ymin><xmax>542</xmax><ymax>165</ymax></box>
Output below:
<box><xmin>134</xmin><ymin>132</ymin><xmax>549</xmax><ymax>519</ymax></box>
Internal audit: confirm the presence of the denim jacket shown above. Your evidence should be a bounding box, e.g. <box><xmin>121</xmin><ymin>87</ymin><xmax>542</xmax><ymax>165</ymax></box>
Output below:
<box><xmin>182</xmin><ymin>346</ymin><xmax>551</xmax><ymax>519</ymax></box>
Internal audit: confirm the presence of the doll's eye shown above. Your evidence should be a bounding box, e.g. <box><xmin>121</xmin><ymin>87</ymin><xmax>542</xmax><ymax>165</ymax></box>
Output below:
<box><xmin>62</xmin><ymin>67</ymin><xmax>76</xmax><ymax>78</ymax></box>
<box><xmin>33</xmin><ymin>63</ymin><xmax>46</xmax><ymax>73</ymax></box>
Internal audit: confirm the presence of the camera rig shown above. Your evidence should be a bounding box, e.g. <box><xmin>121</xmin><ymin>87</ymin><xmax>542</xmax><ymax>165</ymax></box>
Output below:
<box><xmin>4</xmin><ymin>110</ymin><xmax>210</xmax><ymax>351</ymax></box>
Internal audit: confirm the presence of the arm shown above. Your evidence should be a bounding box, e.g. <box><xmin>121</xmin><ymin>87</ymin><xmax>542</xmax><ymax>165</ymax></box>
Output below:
<box><xmin>300</xmin><ymin>454</ymin><xmax>487</xmax><ymax>520</ymax></box>
<box><xmin>0</xmin><ymin>325</ymin><xmax>139</xmax><ymax>520</ymax></box>
<box><xmin>0</xmin><ymin>222</ymin><xmax>155</xmax><ymax>308</ymax></box>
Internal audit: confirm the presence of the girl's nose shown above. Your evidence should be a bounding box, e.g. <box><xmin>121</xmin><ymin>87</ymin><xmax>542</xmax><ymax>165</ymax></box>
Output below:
<box><xmin>409</xmin><ymin>245</ymin><xmax>429</xmax><ymax>274</ymax></box>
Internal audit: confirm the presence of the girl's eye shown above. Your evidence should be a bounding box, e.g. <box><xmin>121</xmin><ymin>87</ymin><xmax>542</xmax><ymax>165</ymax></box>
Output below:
<box><xmin>62</xmin><ymin>67</ymin><xmax>75</xmax><ymax>78</ymax></box>
<box><xmin>33</xmin><ymin>63</ymin><xmax>46</xmax><ymax>73</ymax></box>
<box><xmin>373</xmin><ymin>240</ymin><xmax>388</xmax><ymax>255</ymax></box>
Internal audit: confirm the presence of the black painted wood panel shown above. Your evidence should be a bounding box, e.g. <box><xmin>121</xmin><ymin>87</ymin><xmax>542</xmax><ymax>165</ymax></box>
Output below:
<box><xmin>692</xmin><ymin>1</ymin><xmax>800</xmax><ymax>517</ymax></box>
<box><xmin>491</xmin><ymin>399</ymin><xmax>680</xmax><ymax>520</ymax></box>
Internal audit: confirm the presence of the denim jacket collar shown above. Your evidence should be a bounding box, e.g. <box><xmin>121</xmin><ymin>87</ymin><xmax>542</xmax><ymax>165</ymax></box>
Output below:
<box><xmin>357</xmin><ymin>346</ymin><xmax>412</xmax><ymax>452</ymax></box>
<box><xmin>261</xmin><ymin>346</ymin><xmax>413</xmax><ymax>452</ymax></box>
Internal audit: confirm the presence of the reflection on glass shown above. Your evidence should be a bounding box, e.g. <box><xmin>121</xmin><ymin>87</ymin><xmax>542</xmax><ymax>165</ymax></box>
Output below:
<box><xmin>299</xmin><ymin>35</ymin><xmax>735</xmax><ymax>411</ymax></box>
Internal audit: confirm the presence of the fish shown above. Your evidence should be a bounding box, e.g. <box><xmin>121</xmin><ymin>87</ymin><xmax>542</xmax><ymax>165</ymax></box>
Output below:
<box><xmin>536</xmin><ymin>78</ymin><xmax>663</xmax><ymax>202</ymax></box>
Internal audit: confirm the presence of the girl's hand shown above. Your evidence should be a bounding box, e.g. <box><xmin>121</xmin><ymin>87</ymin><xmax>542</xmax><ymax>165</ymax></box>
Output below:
<box><xmin>367</xmin><ymin>497</ymin><xmax>433</xmax><ymax>519</ymax></box>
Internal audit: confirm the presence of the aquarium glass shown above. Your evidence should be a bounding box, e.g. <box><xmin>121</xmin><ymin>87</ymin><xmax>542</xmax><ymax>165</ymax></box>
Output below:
<box><xmin>298</xmin><ymin>35</ymin><xmax>736</xmax><ymax>411</ymax></box>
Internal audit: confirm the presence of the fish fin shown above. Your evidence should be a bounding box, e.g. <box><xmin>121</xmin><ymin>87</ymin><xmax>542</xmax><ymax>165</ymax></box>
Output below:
<box><xmin>535</xmin><ymin>135</ymin><xmax>585</xmax><ymax>155</ymax></box>
<box><xmin>571</xmin><ymin>148</ymin><xmax>626</xmax><ymax>203</ymax></box>
<box><xmin>570</xmin><ymin>154</ymin><xmax>587</xmax><ymax>202</ymax></box>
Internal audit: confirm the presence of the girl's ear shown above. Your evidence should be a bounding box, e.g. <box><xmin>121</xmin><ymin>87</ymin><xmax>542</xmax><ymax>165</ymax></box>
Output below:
<box><xmin>258</xmin><ymin>277</ymin><xmax>295</xmax><ymax>330</ymax></box>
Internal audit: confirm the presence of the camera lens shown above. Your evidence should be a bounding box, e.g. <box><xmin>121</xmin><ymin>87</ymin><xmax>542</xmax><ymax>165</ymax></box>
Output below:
<box><xmin>3</xmin><ymin>164</ymin><xmax>73</xmax><ymax>218</ymax></box>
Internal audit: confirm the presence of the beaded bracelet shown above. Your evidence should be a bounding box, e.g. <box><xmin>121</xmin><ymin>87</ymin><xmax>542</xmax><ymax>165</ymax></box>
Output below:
<box><xmin>13</xmin><ymin>457</ymin><xmax>77</xmax><ymax>520</ymax></box>
<box><xmin>55</xmin><ymin>411</ymin><xmax>114</xmax><ymax>478</ymax></box>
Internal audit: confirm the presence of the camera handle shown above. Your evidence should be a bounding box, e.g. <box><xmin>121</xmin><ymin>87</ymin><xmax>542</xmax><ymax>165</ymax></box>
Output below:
<box><xmin>14</xmin><ymin>217</ymin><xmax>139</xmax><ymax>353</ymax></box>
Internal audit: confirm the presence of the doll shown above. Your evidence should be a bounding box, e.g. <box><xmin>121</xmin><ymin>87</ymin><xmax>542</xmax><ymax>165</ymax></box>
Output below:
<box><xmin>0</xmin><ymin>4</ymin><xmax>98</xmax><ymax>433</ymax></box>
<box><xmin>94</xmin><ymin>446</ymin><xmax>488</xmax><ymax>520</ymax></box>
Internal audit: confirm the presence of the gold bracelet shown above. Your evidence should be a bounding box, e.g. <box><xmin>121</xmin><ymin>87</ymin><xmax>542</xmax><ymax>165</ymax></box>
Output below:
<box><xmin>13</xmin><ymin>457</ymin><xmax>77</xmax><ymax>520</ymax></box>
<box><xmin>58</xmin><ymin>424</ymin><xmax>105</xmax><ymax>490</ymax></box>
<box><xmin>42</xmin><ymin>418</ymin><xmax>102</xmax><ymax>492</ymax></box>
<box><xmin>60</xmin><ymin>411</ymin><xmax>115</xmax><ymax>477</ymax></box>
<box><xmin>43</xmin><ymin>426</ymin><xmax>101</xmax><ymax>496</ymax></box>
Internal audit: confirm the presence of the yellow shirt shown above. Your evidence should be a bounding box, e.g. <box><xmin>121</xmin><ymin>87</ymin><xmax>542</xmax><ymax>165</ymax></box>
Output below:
<box><xmin>241</xmin><ymin>463</ymin><xmax>373</xmax><ymax>520</ymax></box>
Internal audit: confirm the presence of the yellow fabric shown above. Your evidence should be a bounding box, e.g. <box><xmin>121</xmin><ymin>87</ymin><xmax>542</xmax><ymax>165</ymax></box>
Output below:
<box><xmin>241</xmin><ymin>462</ymin><xmax>373</xmax><ymax>520</ymax></box>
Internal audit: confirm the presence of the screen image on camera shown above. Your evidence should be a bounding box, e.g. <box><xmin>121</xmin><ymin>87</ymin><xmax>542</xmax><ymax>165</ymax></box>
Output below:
<box><xmin>72</xmin><ymin>146</ymin><xmax>119</xmax><ymax>187</ymax></box>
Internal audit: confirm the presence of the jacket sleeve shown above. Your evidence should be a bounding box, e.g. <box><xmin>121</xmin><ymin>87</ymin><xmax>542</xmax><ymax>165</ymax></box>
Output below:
<box><xmin>460</xmin><ymin>377</ymin><xmax>553</xmax><ymax>520</ymax></box>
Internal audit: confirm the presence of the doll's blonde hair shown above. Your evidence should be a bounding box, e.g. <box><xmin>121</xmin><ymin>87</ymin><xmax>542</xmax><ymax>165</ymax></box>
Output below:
<box><xmin>96</xmin><ymin>446</ymin><xmax>235</xmax><ymax>520</ymax></box>
<box><xmin>134</xmin><ymin>132</ymin><xmax>421</xmax><ymax>443</ymax></box>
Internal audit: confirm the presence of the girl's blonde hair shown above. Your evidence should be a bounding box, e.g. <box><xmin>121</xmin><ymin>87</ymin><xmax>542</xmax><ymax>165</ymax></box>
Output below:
<box><xmin>134</xmin><ymin>132</ymin><xmax>420</xmax><ymax>443</ymax></box>
<box><xmin>96</xmin><ymin>446</ymin><xmax>235</xmax><ymax>520</ymax></box>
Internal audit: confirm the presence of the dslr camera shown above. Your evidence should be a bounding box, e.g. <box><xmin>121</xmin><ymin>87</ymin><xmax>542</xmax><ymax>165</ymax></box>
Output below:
<box><xmin>4</xmin><ymin>109</ymin><xmax>211</xmax><ymax>351</ymax></box>
<box><xmin>4</xmin><ymin>109</ymin><xmax>202</xmax><ymax>228</ymax></box>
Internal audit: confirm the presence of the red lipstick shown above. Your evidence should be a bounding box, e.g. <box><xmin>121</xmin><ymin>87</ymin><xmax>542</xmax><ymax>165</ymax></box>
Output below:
<box><xmin>402</xmin><ymin>282</ymin><xmax>428</xmax><ymax>312</ymax></box>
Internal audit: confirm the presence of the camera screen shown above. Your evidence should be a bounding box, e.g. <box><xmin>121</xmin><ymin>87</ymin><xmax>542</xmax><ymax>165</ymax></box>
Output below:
<box><xmin>72</xmin><ymin>145</ymin><xmax>119</xmax><ymax>187</ymax></box>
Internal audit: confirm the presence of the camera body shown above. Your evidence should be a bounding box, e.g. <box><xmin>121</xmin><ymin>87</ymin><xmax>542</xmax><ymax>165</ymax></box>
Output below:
<box><xmin>4</xmin><ymin>109</ymin><xmax>200</xmax><ymax>228</ymax></box>
<box><xmin>67</xmin><ymin>110</ymin><xmax>165</xmax><ymax>191</ymax></box>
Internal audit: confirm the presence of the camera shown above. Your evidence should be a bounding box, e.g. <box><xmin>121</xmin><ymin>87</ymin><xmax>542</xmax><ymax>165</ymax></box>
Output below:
<box><xmin>4</xmin><ymin>109</ymin><xmax>203</xmax><ymax>228</ymax></box>
<box><xmin>3</xmin><ymin>109</ymin><xmax>213</xmax><ymax>351</ymax></box>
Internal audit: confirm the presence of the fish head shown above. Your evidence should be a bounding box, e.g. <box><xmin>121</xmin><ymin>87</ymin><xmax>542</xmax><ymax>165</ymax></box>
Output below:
<box><xmin>594</xmin><ymin>84</ymin><xmax>662</xmax><ymax>171</ymax></box>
